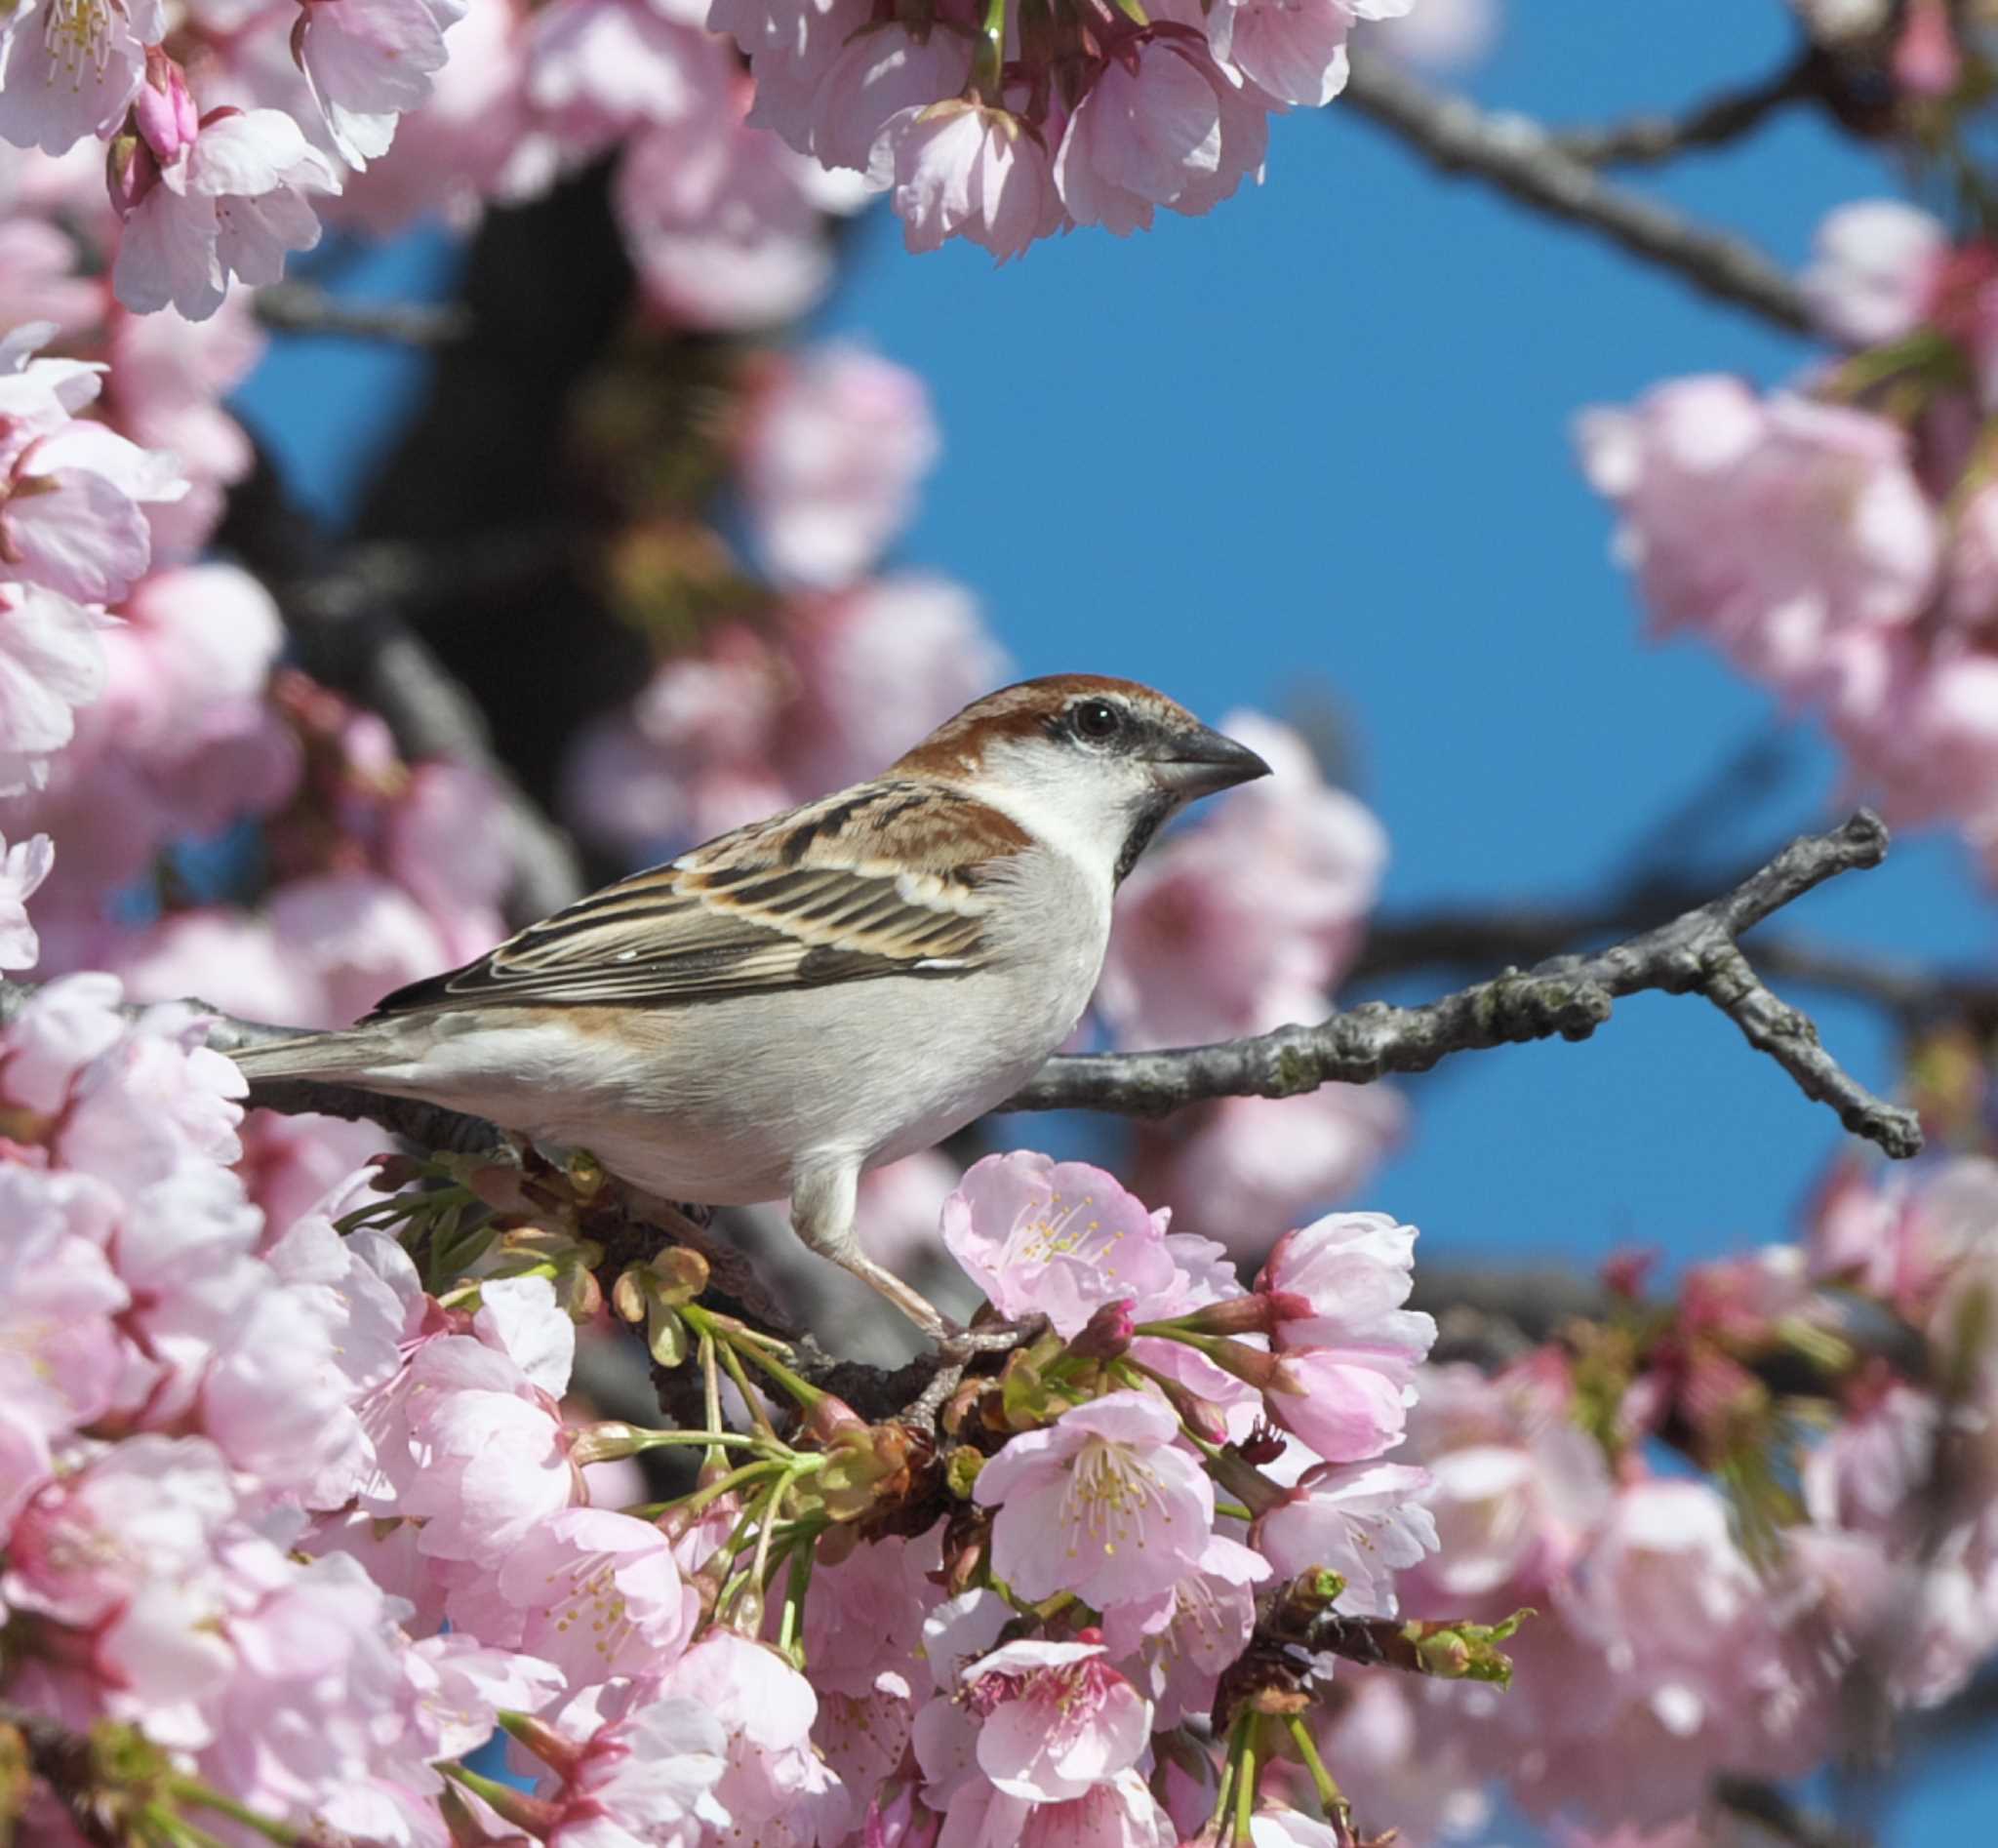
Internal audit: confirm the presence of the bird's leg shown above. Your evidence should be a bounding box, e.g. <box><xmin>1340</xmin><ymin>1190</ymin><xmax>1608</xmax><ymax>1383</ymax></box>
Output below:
<box><xmin>790</xmin><ymin>1161</ymin><xmax>958</xmax><ymax>1341</ymax></box>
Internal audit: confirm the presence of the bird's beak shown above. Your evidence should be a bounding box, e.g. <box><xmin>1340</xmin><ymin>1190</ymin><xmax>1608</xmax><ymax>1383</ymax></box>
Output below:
<box><xmin>1151</xmin><ymin>723</ymin><xmax>1273</xmax><ymax>797</ymax></box>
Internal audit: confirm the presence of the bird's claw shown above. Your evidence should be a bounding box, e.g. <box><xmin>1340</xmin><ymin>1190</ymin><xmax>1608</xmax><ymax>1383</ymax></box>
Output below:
<box><xmin>933</xmin><ymin>1313</ymin><xmax>1050</xmax><ymax>1363</ymax></box>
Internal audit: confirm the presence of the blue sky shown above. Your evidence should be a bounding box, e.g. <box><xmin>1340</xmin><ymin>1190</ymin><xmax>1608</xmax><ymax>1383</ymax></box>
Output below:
<box><xmin>235</xmin><ymin>2</ymin><xmax>1992</xmax><ymax>1835</ymax></box>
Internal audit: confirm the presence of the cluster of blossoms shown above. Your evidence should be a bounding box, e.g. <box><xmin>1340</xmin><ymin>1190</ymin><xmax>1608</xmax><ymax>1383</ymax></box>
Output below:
<box><xmin>0</xmin><ymin>0</ymin><xmax>1439</xmax><ymax>333</ymax></box>
<box><xmin>10</xmin><ymin>924</ymin><xmax>1992</xmax><ymax>1847</ymax></box>
<box><xmin>0</xmin><ymin>285</ymin><xmax>528</xmax><ymax>1223</ymax></box>
<box><xmin>1580</xmin><ymin>199</ymin><xmax>1998</xmax><ymax>878</ymax></box>
<box><xmin>714</xmin><ymin>0</ymin><xmax>1414</xmax><ymax>260</ymax></box>
<box><xmin>0</xmin><ymin>948</ymin><xmax>1469</xmax><ymax>1846</ymax></box>
<box><xmin>0</xmin><ymin>0</ymin><xmax>866</xmax><ymax>332</ymax></box>
<box><xmin>1301</xmin><ymin>1150</ymin><xmax>1998</xmax><ymax>1842</ymax></box>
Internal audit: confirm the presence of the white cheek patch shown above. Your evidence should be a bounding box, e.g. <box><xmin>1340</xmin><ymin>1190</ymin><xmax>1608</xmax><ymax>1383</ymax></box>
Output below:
<box><xmin>961</xmin><ymin>741</ymin><xmax>1143</xmax><ymax>887</ymax></box>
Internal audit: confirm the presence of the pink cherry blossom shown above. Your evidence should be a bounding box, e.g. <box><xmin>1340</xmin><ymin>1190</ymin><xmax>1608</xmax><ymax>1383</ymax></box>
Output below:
<box><xmin>1054</xmin><ymin>33</ymin><xmax>1267</xmax><ymax>236</ymax></box>
<box><xmin>1262</xmin><ymin>1211</ymin><xmax>1435</xmax><ymax>1358</ymax></box>
<box><xmin>1254</xmin><ymin>1461</ymin><xmax>1437</xmax><ymax>1614</ymax></box>
<box><xmin>403</xmin><ymin>1631</ymin><xmax>566</xmax><ymax>1765</ymax></box>
<box><xmin>0</xmin><ymin>0</ymin><xmax>165</xmax><ymax>154</ymax></box>
<box><xmin>2</xmin><ymin>356</ymin><xmax>186</xmax><ymax>606</ymax></box>
<box><xmin>0</xmin><ymin>583</ymin><xmax>104</xmax><ymax>796</ymax></box>
<box><xmin>1576</xmin><ymin>378</ymin><xmax>1940</xmax><ymax>694</ymax></box>
<box><xmin>396</xmin><ymin>1336</ymin><xmax>581</xmax><ymax>1563</ymax></box>
<box><xmin>453</xmin><ymin>1507</ymin><xmax>699</xmax><ymax>1685</ymax></box>
<box><xmin>1487</xmin><ymin>1479</ymin><xmax>1833</xmax><ymax>1827</ymax></box>
<box><xmin>112</xmin><ymin>109</ymin><xmax>340</xmax><ymax>321</ymax></box>
<box><xmin>974</xmin><ymin>1388</ymin><xmax>1215</xmax><ymax>1607</ymax></box>
<box><xmin>936</xmin><ymin>1767</ymin><xmax>1176</xmax><ymax>1848</ymax></box>
<box><xmin>804</xmin><ymin>20</ymin><xmax>975</xmax><ymax>187</ymax></box>
<box><xmin>739</xmin><ymin>343</ymin><xmax>939</xmax><ymax>590</ymax></box>
<box><xmin>1099</xmin><ymin>1534</ymin><xmax>1268</xmax><ymax>1728</ymax></box>
<box><xmin>1399</xmin><ymin>1358</ymin><xmax>1613</xmax><ymax>1615</ymax></box>
<box><xmin>1255</xmin><ymin>1211</ymin><xmax>1435</xmax><ymax>1462</ymax></box>
<box><xmin>528</xmin><ymin>0</ymin><xmax>735</xmax><ymax>163</ymax></box>
<box><xmin>962</xmin><ymin>1637</ymin><xmax>1151</xmax><ymax>1802</ymax></box>
<box><xmin>802</xmin><ymin>1524</ymin><xmax>942</xmax><ymax>1698</ymax></box>
<box><xmin>133</xmin><ymin>50</ymin><xmax>199</xmax><ymax>166</ymax></box>
<box><xmin>1207</xmin><ymin>0</ymin><xmax>1358</xmax><ymax>108</ymax></box>
<box><xmin>1802</xmin><ymin>201</ymin><xmax>1950</xmax><ymax>347</ymax></box>
<box><xmin>0</xmin><ymin>826</ymin><xmax>51</xmax><ymax>967</ymax></box>
<box><xmin>107</xmin><ymin>301</ymin><xmax>265</xmax><ymax>556</ymax></box>
<box><xmin>656</xmin><ymin>1629</ymin><xmax>847</xmax><ymax>1841</ymax></box>
<box><xmin>296</xmin><ymin>0</ymin><xmax>468</xmax><ymax>169</ymax></box>
<box><xmin>4</xmin><ymin>1435</ymin><xmax>237</xmax><ymax>1631</ymax></box>
<box><xmin>267</xmin><ymin>871</ymin><xmax>455</xmax><ymax>1025</ymax></box>
<box><xmin>334</xmin><ymin>0</ymin><xmax>545</xmax><ymax>233</ymax></box>
<box><xmin>1262</xmin><ymin>1344</ymin><xmax>1418</xmax><ymax>1466</ymax></box>
<box><xmin>1374</xmin><ymin>0</ymin><xmax>1496</xmax><ymax>72</ymax></box>
<box><xmin>537</xmin><ymin>1679</ymin><xmax>733</xmax><ymax>1847</ymax></box>
<box><xmin>615</xmin><ymin>101</ymin><xmax>856</xmax><ymax>332</ymax></box>
<box><xmin>891</xmin><ymin>101</ymin><xmax>1066</xmax><ymax>261</ymax></box>
<box><xmin>942</xmin><ymin>1152</ymin><xmax>1181</xmax><ymax>1339</ymax></box>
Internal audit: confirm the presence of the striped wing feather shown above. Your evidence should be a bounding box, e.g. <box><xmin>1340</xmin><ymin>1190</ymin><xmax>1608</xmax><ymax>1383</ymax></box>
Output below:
<box><xmin>365</xmin><ymin>783</ymin><xmax>1022</xmax><ymax>1018</ymax></box>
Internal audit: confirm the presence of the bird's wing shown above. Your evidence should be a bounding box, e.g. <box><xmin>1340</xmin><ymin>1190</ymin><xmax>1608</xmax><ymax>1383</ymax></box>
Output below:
<box><xmin>365</xmin><ymin>781</ymin><xmax>1033</xmax><ymax>1016</ymax></box>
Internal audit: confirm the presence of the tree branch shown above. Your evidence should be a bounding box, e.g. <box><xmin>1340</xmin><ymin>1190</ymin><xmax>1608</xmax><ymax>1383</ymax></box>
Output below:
<box><xmin>1338</xmin><ymin>54</ymin><xmax>1814</xmax><ymax>334</ymax></box>
<box><xmin>254</xmin><ymin>282</ymin><xmax>469</xmax><ymax>345</ymax></box>
<box><xmin>1009</xmin><ymin>812</ymin><xmax>1920</xmax><ymax>1158</ymax></box>
<box><xmin>1548</xmin><ymin>52</ymin><xmax>1816</xmax><ymax>166</ymax></box>
<box><xmin>1711</xmin><ymin>1774</ymin><xmax>1873</xmax><ymax>1848</ymax></box>
<box><xmin>0</xmin><ymin>814</ymin><xmax>1917</xmax><ymax>1159</ymax></box>
<box><xmin>1355</xmin><ymin>905</ymin><xmax>1998</xmax><ymax>1028</ymax></box>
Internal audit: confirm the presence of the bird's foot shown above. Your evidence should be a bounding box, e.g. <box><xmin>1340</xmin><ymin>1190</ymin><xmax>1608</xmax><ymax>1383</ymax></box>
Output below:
<box><xmin>934</xmin><ymin>1312</ymin><xmax>1051</xmax><ymax>1362</ymax></box>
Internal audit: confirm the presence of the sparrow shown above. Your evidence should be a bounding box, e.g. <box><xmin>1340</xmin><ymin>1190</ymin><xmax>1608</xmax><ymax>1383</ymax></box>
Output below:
<box><xmin>230</xmin><ymin>676</ymin><xmax>1270</xmax><ymax>1335</ymax></box>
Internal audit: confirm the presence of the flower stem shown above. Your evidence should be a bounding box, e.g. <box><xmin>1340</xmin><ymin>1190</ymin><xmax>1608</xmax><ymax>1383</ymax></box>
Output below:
<box><xmin>1287</xmin><ymin>1715</ymin><xmax>1352</xmax><ymax>1830</ymax></box>
<box><xmin>974</xmin><ymin>0</ymin><xmax>1007</xmax><ymax>101</ymax></box>
<box><xmin>778</xmin><ymin>1533</ymin><xmax>816</xmax><ymax>1665</ymax></box>
<box><xmin>678</xmin><ymin>1456</ymin><xmax>787</xmax><ymax>1518</ymax></box>
<box><xmin>1232</xmin><ymin>1715</ymin><xmax>1259</xmax><ymax>1846</ymax></box>
<box><xmin>166</xmin><ymin>1779</ymin><xmax>308</xmax><ymax>1847</ymax></box>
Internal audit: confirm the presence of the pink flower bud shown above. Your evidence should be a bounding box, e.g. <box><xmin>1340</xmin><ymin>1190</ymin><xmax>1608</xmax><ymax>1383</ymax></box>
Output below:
<box><xmin>1894</xmin><ymin>0</ymin><xmax>1962</xmax><ymax>98</ymax></box>
<box><xmin>1064</xmin><ymin>1297</ymin><xmax>1137</xmax><ymax>1359</ymax></box>
<box><xmin>1175</xmin><ymin>1291</ymin><xmax>1310</xmax><ymax>1336</ymax></box>
<box><xmin>136</xmin><ymin>48</ymin><xmax>200</xmax><ymax>165</ymax></box>
<box><xmin>104</xmin><ymin>133</ymin><xmax>160</xmax><ymax>221</ymax></box>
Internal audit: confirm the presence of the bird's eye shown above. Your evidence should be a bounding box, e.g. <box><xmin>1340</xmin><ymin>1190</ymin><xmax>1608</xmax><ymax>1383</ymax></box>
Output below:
<box><xmin>1072</xmin><ymin>700</ymin><xmax>1123</xmax><ymax>743</ymax></box>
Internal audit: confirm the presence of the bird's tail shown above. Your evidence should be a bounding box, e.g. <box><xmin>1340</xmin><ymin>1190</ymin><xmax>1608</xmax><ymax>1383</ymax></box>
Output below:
<box><xmin>228</xmin><ymin>1027</ymin><xmax>401</xmax><ymax>1086</ymax></box>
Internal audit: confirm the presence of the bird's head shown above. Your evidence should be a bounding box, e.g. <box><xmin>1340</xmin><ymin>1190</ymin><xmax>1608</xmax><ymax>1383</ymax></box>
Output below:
<box><xmin>892</xmin><ymin>675</ymin><xmax>1271</xmax><ymax>884</ymax></box>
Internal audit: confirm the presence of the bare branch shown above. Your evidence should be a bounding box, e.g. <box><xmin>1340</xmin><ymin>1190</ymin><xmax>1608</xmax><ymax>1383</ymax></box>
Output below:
<box><xmin>1711</xmin><ymin>1774</ymin><xmax>1873</xmax><ymax>1848</ymax></box>
<box><xmin>1338</xmin><ymin>55</ymin><xmax>1814</xmax><ymax>334</ymax></box>
<box><xmin>255</xmin><ymin>282</ymin><xmax>470</xmax><ymax>345</ymax></box>
<box><xmin>1358</xmin><ymin>905</ymin><xmax>1998</xmax><ymax>1027</ymax></box>
<box><xmin>1010</xmin><ymin>812</ymin><xmax>1921</xmax><ymax>1159</ymax></box>
<box><xmin>1549</xmin><ymin>53</ymin><xmax>1815</xmax><ymax>166</ymax></box>
<box><xmin>0</xmin><ymin>815</ymin><xmax>1916</xmax><ymax>1166</ymax></box>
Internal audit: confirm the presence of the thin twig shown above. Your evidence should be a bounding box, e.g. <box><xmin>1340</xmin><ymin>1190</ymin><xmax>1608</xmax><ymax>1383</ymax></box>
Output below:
<box><xmin>255</xmin><ymin>282</ymin><xmax>469</xmax><ymax>345</ymax></box>
<box><xmin>1711</xmin><ymin>1774</ymin><xmax>1874</xmax><ymax>1848</ymax></box>
<box><xmin>1338</xmin><ymin>55</ymin><xmax>1814</xmax><ymax>334</ymax></box>
<box><xmin>1356</xmin><ymin>907</ymin><xmax>1998</xmax><ymax>1027</ymax></box>
<box><xmin>1550</xmin><ymin>53</ymin><xmax>1817</xmax><ymax>167</ymax></box>
<box><xmin>1011</xmin><ymin>813</ymin><xmax>1920</xmax><ymax>1159</ymax></box>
